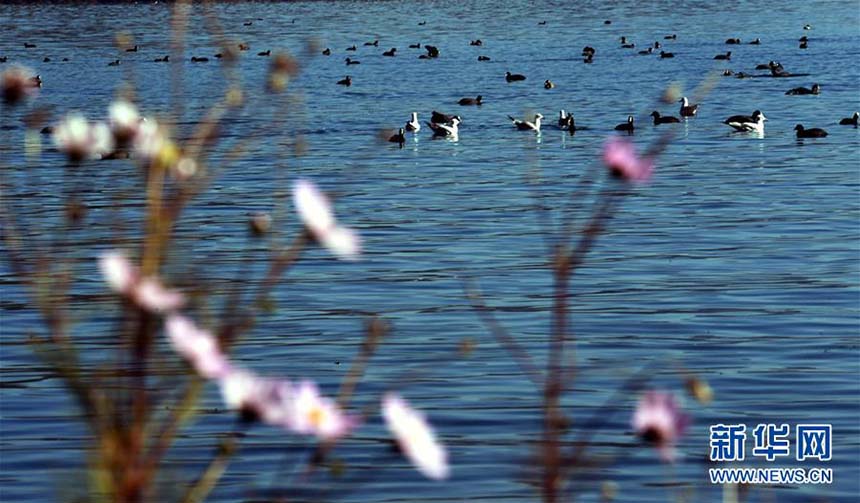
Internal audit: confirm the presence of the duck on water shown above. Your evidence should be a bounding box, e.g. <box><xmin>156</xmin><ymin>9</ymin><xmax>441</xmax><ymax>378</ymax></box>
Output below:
<box><xmin>724</xmin><ymin>110</ymin><xmax>767</xmax><ymax>134</ymax></box>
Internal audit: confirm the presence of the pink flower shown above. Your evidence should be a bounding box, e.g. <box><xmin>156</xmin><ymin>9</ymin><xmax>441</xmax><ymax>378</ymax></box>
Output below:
<box><xmin>602</xmin><ymin>137</ymin><xmax>654</xmax><ymax>183</ymax></box>
<box><xmin>632</xmin><ymin>391</ymin><xmax>689</xmax><ymax>462</ymax></box>
<box><xmin>382</xmin><ymin>393</ymin><xmax>449</xmax><ymax>480</ymax></box>
<box><xmin>292</xmin><ymin>179</ymin><xmax>361</xmax><ymax>260</ymax></box>
<box><xmin>217</xmin><ymin>368</ymin><xmax>303</xmax><ymax>426</ymax></box>
<box><xmin>165</xmin><ymin>315</ymin><xmax>231</xmax><ymax>379</ymax></box>
<box><xmin>134</xmin><ymin>277</ymin><xmax>186</xmax><ymax>313</ymax></box>
<box><xmin>255</xmin><ymin>379</ymin><xmax>296</xmax><ymax>425</ymax></box>
<box><xmin>98</xmin><ymin>251</ymin><xmax>185</xmax><ymax>313</ymax></box>
<box><xmin>220</xmin><ymin>373</ymin><xmax>352</xmax><ymax>437</ymax></box>
<box><xmin>288</xmin><ymin>381</ymin><xmax>353</xmax><ymax>439</ymax></box>
<box><xmin>209</xmin><ymin>357</ymin><xmax>353</xmax><ymax>440</ymax></box>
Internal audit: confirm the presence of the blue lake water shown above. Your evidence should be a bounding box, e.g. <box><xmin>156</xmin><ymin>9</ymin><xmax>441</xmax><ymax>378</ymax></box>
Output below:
<box><xmin>1</xmin><ymin>1</ymin><xmax>859</xmax><ymax>501</ymax></box>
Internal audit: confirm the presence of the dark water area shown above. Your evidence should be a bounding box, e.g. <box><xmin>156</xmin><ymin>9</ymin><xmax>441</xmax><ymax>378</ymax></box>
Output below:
<box><xmin>1</xmin><ymin>1</ymin><xmax>859</xmax><ymax>501</ymax></box>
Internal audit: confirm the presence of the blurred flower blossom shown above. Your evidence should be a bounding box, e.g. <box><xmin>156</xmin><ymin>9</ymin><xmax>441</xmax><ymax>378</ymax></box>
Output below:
<box><xmin>98</xmin><ymin>251</ymin><xmax>185</xmax><ymax>313</ymax></box>
<box><xmin>108</xmin><ymin>100</ymin><xmax>141</xmax><ymax>143</ymax></box>
<box><xmin>53</xmin><ymin>114</ymin><xmax>115</xmax><ymax>162</ymax></box>
<box><xmin>90</xmin><ymin>122</ymin><xmax>115</xmax><ymax>159</ymax></box>
<box><xmin>100</xmin><ymin>250</ymin><xmax>137</xmax><ymax>293</ymax></box>
<box><xmin>319</xmin><ymin>226</ymin><xmax>360</xmax><ymax>259</ymax></box>
<box><xmin>172</xmin><ymin>156</ymin><xmax>198</xmax><ymax>180</ymax></box>
<box><xmin>662</xmin><ymin>82</ymin><xmax>682</xmax><ymax>104</ymax></box>
<box><xmin>632</xmin><ymin>391</ymin><xmax>689</xmax><ymax>462</ymax></box>
<box><xmin>134</xmin><ymin>277</ymin><xmax>185</xmax><ymax>313</ymax></box>
<box><xmin>268</xmin><ymin>53</ymin><xmax>300</xmax><ymax>93</ymax></box>
<box><xmin>382</xmin><ymin>393</ymin><xmax>449</xmax><ymax>480</ymax></box>
<box><xmin>602</xmin><ymin>137</ymin><xmax>654</xmax><ymax>183</ymax></box>
<box><xmin>288</xmin><ymin>381</ymin><xmax>354</xmax><ymax>439</ymax></box>
<box><xmin>219</xmin><ymin>371</ymin><xmax>351</xmax><ymax>439</ymax></box>
<box><xmin>133</xmin><ymin>118</ymin><xmax>165</xmax><ymax>159</ymax></box>
<box><xmin>165</xmin><ymin>315</ymin><xmax>231</xmax><ymax>379</ymax></box>
<box><xmin>292</xmin><ymin>179</ymin><xmax>361</xmax><ymax>260</ymax></box>
<box><xmin>163</xmin><ymin>313</ymin><xmax>351</xmax><ymax>439</ymax></box>
<box><xmin>1</xmin><ymin>66</ymin><xmax>39</xmax><ymax>105</ymax></box>
<box><xmin>219</xmin><ymin>369</ymin><xmax>277</xmax><ymax>422</ymax></box>
<box><xmin>256</xmin><ymin>379</ymin><xmax>297</xmax><ymax>425</ymax></box>
<box><xmin>685</xmin><ymin>376</ymin><xmax>714</xmax><ymax>405</ymax></box>
<box><xmin>133</xmin><ymin>118</ymin><xmax>180</xmax><ymax>170</ymax></box>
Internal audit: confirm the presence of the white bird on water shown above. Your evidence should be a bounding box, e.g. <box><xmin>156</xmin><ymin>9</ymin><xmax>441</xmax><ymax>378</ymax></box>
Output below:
<box><xmin>723</xmin><ymin>110</ymin><xmax>767</xmax><ymax>134</ymax></box>
<box><xmin>405</xmin><ymin>112</ymin><xmax>420</xmax><ymax>133</ymax></box>
<box><xmin>508</xmin><ymin>113</ymin><xmax>543</xmax><ymax>133</ymax></box>
<box><xmin>679</xmin><ymin>96</ymin><xmax>699</xmax><ymax>117</ymax></box>
<box><xmin>426</xmin><ymin>117</ymin><xmax>460</xmax><ymax>137</ymax></box>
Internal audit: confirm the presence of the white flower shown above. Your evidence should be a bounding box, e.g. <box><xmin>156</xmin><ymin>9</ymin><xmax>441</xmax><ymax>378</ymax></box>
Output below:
<box><xmin>165</xmin><ymin>315</ymin><xmax>230</xmax><ymax>379</ymax></box>
<box><xmin>382</xmin><ymin>393</ymin><xmax>449</xmax><ymax>480</ymax></box>
<box><xmin>219</xmin><ymin>369</ymin><xmax>263</xmax><ymax>410</ymax></box>
<box><xmin>90</xmin><ymin>122</ymin><xmax>115</xmax><ymax>159</ymax></box>
<box><xmin>217</xmin><ymin>369</ymin><xmax>296</xmax><ymax>425</ymax></box>
<box><xmin>293</xmin><ymin>179</ymin><xmax>336</xmax><ymax>234</ymax></box>
<box><xmin>99</xmin><ymin>251</ymin><xmax>137</xmax><ymax>294</ymax></box>
<box><xmin>53</xmin><ymin>114</ymin><xmax>115</xmax><ymax>161</ymax></box>
<box><xmin>319</xmin><ymin>226</ymin><xmax>361</xmax><ymax>260</ymax></box>
<box><xmin>108</xmin><ymin>100</ymin><xmax>140</xmax><ymax>141</ymax></box>
<box><xmin>288</xmin><ymin>381</ymin><xmax>353</xmax><ymax>439</ymax></box>
<box><xmin>97</xmin><ymin>250</ymin><xmax>184</xmax><ymax>314</ymax></box>
<box><xmin>132</xmin><ymin>118</ymin><xmax>166</xmax><ymax>160</ymax></box>
<box><xmin>292</xmin><ymin>179</ymin><xmax>361</xmax><ymax>261</ymax></box>
<box><xmin>134</xmin><ymin>277</ymin><xmax>186</xmax><ymax>313</ymax></box>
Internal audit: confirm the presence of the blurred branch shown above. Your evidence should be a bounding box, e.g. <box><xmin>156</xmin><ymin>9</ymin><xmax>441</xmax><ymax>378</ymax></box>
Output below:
<box><xmin>181</xmin><ymin>434</ymin><xmax>238</xmax><ymax>503</ymax></box>
<box><xmin>142</xmin><ymin>376</ymin><xmax>205</xmax><ymax>491</ymax></box>
<box><xmin>337</xmin><ymin>316</ymin><xmax>388</xmax><ymax>407</ymax></box>
<box><xmin>253</xmin><ymin>230</ymin><xmax>307</xmax><ymax>308</ymax></box>
<box><xmin>524</xmin><ymin>169</ymin><xmax>556</xmax><ymax>258</ymax></box>
<box><xmin>290</xmin><ymin>317</ymin><xmax>389</xmax><ymax>486</ymax></box>
<box><xmin>560</xmin><ymin>365</ymin><xmax>654</xmax><ymax>491</ymax></box>
<box><xmin>463</xmin><ymin>280</ymin><xmax>543</xmax><ymax>388</ymax></box>
<box><xmin>27</xmin><ymin>333</ymin><xmax>111</xmax><ymax>439</ymax></box>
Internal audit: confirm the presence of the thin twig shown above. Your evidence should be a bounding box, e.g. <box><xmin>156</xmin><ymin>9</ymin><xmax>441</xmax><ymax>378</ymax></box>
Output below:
<box><xmin>524</xmin><ymin>168</ymin><xmax>556</xmax><ymax>258</ymax></box>
<box><xmin>463</xmin><ymin>279</ymin><xmax>544</xmax><ymax>388</ymax></box>
<box><xmin>337</xmin><ymin>316</ymin><xmax>387</xmax><ymax>407</ymax></box>
<box><xmin>253</xmin><ymin>231</ymin><xmax>307</xmax><ymax>307</ymax></box>
<box><xmin>560</xmin><ymin>365</ymin><xmax>655</xmax><ymax>485</ymax></box>
<box><xmin>141</xmin><ymin>377</ymin><xmax>204</xmax><ymax>485</ymax></box>
<box><xmin>180</xmin><ymin>434</ymin><xmax>239</xmax><ymax>503</ymax></box>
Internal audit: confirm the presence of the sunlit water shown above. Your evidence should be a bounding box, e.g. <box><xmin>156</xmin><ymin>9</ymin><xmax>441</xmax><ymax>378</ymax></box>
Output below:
<box><xmin>1</xmin><ymin>1</ymin><xmax>859</xmax><ymax>501</ymax></box>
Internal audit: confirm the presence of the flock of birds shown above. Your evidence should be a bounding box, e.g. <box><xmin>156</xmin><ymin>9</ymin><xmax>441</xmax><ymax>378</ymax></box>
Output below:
<box><xmin>312</xmin><ymin>22</ymin><xmax>857</xmax><ymax>147</ymax></box>
<box><xmin>5</xmin><ymin>19</ymin><xmax>858</xmax><ymax>149</ymax></box>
